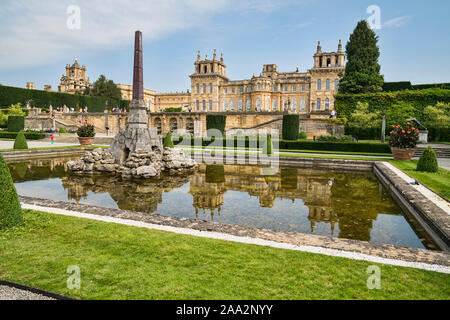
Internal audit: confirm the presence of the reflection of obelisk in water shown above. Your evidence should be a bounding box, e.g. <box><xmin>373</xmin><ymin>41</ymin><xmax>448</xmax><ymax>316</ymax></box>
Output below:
<box><xmin>109</xmin><ymin>31</ymin><xmax>162</xmax><ymax>164</ymax></box>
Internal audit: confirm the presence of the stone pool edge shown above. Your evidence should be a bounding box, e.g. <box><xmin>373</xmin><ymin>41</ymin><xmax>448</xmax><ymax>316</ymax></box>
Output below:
<box><xmin>19</xmin><ymin>196</ymin><xmax>450</xmax><ymax>270</ymax></box>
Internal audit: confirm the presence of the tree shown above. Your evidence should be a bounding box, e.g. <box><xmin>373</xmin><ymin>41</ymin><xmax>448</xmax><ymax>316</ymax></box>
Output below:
<box><xmin>0</xmin><ymin>103</ymin><xmax>26</xmax><ymax>128</ymax></box>
<box><xmin>338</xmin><ymin>20</ymin><xmax>384</xmax><ymax>94</ymax></box>
<box><xmin>0</xmin><ymin>154</ymin><xmax>23</xmax><ymax>230</ymax></box>
<box><xmin>88</xmin><ymin>75</ymin><xmax>122</xmax><ymax>101</ymax></box>
<box><xmin>348</xmin><ymin>102</ymin><xmax>381</xmax><ymax>128</ymax></box>
<box><xmin>423</xmin><ymin>102</ymin><xmax>450</xmax><ymax>128</ymax></box>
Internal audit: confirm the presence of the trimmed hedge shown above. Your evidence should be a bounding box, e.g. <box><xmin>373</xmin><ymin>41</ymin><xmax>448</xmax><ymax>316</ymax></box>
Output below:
<box><xmin>0</xmin><ymin>131</ymin><xmax>45</xmax><ymax>140</ymax></box>
<box><xmin>13</xmin><ymin>132</ymin><xmax>28</xmax><ymax>150</ymax></box>
<box><xmin>7</xmin><ymin>116</ymin><xmax>25</xmax><ymax>132</ymax></box>
<box><xmin>174</xmin><ymin>136</ymin><xmax>392</xmax><ymax>154</ymax></box>
<box><xmin>416</xmin><ymin>147</ymin><xmax>438</xmax><ymax>173</ymax></box>
<box><xmin>383</xmin><ymin>82</ymin><xmax>450</xmax><ymax>92</ymax></box>
<box><xmin>206</xmin><ymin>114</ymin><xmax>227</xmax><ymax>136</ymax></box>
<box><xmin>282</xmin><ymin>115</ymin><xmax>299</xmax><ymax>140</ymax></box>
<box><xmin>335</xmin><ymin>88</ymin><xmax>450</xmax><ymax>120</ymax></box>
<box><xmin>0</xmin><ymin>154</ymin><xmax>23</xmax><ymax>230</ymax></box>
<box><xmin>0</xmin><ymin>85</ymin><xmax>125</xmax><ymax>112</ymax></box>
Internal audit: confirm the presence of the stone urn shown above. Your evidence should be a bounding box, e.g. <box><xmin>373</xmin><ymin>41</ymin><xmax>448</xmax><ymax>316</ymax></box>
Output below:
<box><xmin>78</xmin><ymin>137</ymin><xmax>94</xmax><ymax>146</ymax></box>
<box><xmin>391</xmin><ymin>147</ymin><xmax>416</xmax><ymax>161</ymax></box>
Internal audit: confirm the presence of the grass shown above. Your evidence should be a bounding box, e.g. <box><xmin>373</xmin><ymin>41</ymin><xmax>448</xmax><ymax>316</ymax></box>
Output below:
<box><xmin>182</xmin><ymin>148</ymin><xmax>389</xmax><ymax>162</ymax></box>
<box><xmin>0</xmin><ymin>145</ymin><xmax>108</xmax><ymax>152</ymax></box>
<box><xmin>390</xmin><ymin>160</ymin><xmax>450</xmax><ymax>201</ymax></box>
<box><xmin>0</xmin><ymin>210</ymin><xmax>448</xmax><ymax>300</ymax></box>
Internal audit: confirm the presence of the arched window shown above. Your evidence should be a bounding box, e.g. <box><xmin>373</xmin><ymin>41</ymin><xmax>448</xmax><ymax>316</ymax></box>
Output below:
<box><xmin>326</xmin><ymin>79</ymin><xmax>330</xmax><ymax>91</ymax></box>
<box><xmin>256</xmin><ymin>97</ymin><xmax>261</xmax><ymax>110</ymax></box>
<box><xmin>325</xmin><ymin>98</ymin><xmax>330</xmax><ymax>110</ymax></box>
<box><xmin>246</xmin><ymin>99</ymin><xmax>250</xmax><ymax>111</ymax></box>
<box><xmin>292</xmin><ymin>99</ymin><xmax>297</xmax><ymax>111</ymax></box>
<box><xmin>272</xmin><ymin>98</ymin><xmax>277</xmax><ymax>111</ymax></box>
<box><xmin>186</xmin><ymin>118</ymin><xmax>194</xmax><ymax>134</ymax></box>
<box><xmin>317</xmin><ymin>79</ymin><xmax>322</xmax><ymax>90</ymax></box>
<box><xmin>169</xmin><ymin>118</ymin><xmax>178</xmax><ymax>132</ymax></box>
<box><xmin>316</xmin><ymin>98</ymin><xmax>321</xmax><ymax>110</ymax></box>
<box><xmin>238</xmin><ymin>100</ymin><xmax>243</xmax><ymax>111</ymax></box>
<box><xmin>257</xmin><ymin>83</ymin><xmax>261</xmax><ymax>90</ymax></box>
<box><xmin>154</xmin><ymin>117</ymin><xmax>162</xmax><ymax>135</ymax></box>
<box><xmin>334</xmin><ymin>79</ymin><xmax>339</xmax><ymax>90</ymax></box>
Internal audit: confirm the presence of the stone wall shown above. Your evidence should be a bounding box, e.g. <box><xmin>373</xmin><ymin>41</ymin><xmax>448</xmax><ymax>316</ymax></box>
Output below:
<box><xmin>26</xmin><ymin>112</ymin><xmax>343</xmax><ymax>138</ymax></box>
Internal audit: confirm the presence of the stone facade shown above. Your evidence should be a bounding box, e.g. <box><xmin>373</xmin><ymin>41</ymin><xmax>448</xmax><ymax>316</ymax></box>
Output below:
<box><xmin>118</xmin><ymin>40</ymin><xmax>345</xmax><ymax>116</ymax></box>
<box><xmin>58</xmin><ymin>59</ymin><xmax>91</xmax><ymax>94</ymax></box>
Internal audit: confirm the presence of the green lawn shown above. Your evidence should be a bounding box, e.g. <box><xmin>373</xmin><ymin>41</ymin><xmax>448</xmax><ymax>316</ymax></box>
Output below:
<box><xmin>0</xmin><ymin>210</ymin><xmax>448</xmax><ymax>300</ymax></box>
<box><xmin>0</xmin><ymin>145</ymin><xmax>108</xmax><ymax>152</ymax></box>
<box><xmin>390</xmin><ymin>160</ymin><xmax>450</xmax><ymax>201</ymax></box>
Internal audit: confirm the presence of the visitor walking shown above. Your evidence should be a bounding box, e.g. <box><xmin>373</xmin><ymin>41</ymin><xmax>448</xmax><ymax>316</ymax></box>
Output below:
<box><xmin>50</xmin><ymin>134</ymin><xmax>54</xmax><ymax>145</ymax></box>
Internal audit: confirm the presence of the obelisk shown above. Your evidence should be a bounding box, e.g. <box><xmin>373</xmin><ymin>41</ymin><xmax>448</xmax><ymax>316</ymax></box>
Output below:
<box><xmin>109</xmin><ymin>30</ymin><xmax>162</xmax><ymax>164</ymax></box>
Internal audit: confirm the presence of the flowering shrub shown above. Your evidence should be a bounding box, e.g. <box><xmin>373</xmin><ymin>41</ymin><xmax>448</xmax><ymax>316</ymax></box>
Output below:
<box><xmin>389</xmin><ymin>123</ymin><xmax>419</xmax><ymax>148</ymax></box>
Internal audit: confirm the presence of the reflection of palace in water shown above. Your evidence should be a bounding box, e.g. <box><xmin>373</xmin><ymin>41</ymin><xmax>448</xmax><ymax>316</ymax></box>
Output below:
<box><xmin>189</xmin><ymin>164</ymin><xmax>338</xmax><ymax>233</ymax></box>
<box><xmin>11</xmin><ymin>159</ymin><xmax>404</xmax><ymax>242</ymax></box>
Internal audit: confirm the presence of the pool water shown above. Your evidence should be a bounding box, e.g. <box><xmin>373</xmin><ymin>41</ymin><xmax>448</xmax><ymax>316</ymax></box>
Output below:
<box><xmin>8</xmin><ymin>158</ymin><xmax>438</xmax><ymax>250</ymax></box>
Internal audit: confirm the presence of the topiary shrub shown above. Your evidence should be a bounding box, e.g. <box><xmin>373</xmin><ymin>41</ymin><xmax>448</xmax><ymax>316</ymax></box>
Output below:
<box><xmin>7</xmin><ymin>116</ymin><xmax>25</xmax><ymax>132</ymax></box>
<box><xmin>282</xmin><ymin>114</ymin><xmax>299</xmax><ymax>140</ymax></box>
<box><xmin>206</xmin><ymin>114</ymin><xmax>227</xmax><ymax>136</ymax></box>
<box><xmin>263</xmin><ymin>134</ymin><xmax>273</xmax><ymax>155</ymax></box>
<box><xmin>0</xmin><ymin>154</ymin><xmax>23</xmax><ymax>230</ymax></box>
<box><xmin>163</xmin><ymin>131</ymin><xmax>174</xmax><ymax>148</ymax></box>
<box><xmin>298</xmin><ymin>131</ymin><xmax>307</xmax><ymax>139</ymax></box>
<box><xmin>13</xmin><ymin>132</ymin><xmax>28</xmax><ymax>150</ymax></box>
<box><xmin>416</xmin><ymin>147</ymin><xmax>438</xmax><ymax>173</ymax></box>
<box><xmin>59</xmin><ymin>127</ymin><xmax>67</xmax><ymax>134</ymax></box>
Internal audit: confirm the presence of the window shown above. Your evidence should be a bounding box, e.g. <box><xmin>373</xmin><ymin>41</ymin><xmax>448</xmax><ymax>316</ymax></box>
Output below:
<box><xmin>273</xmin><ymin>85</ymin><xmax>278</xmax><ymax>92</ymax></box>
<box><xmin>316</xmin><ymin>98</ymin><xmax>321</xmax><ymax>110</ymax></box>
<box><xmin>284</xmin><ymin>86</ymin><xmax>289</xmax><ymax>92</ymax></box>
<box><xmin>202</xmin><ymin>100</ymin><xmax>206</xmax><ymax>111</ymax></box>
<box><xmin>272</xmin><ymin>98</ymin><xmax>277</xmax><ymax>111</ymax></box>
<box><xmin>196</xmin><ymin>100</ymin><xmax>199</xmax><ymax>111</ymax></box>
<box><xmin>209</xmin><ymin>100</ymin><xmax>213</xmax><ymax>111</ymax></box>
<box><xmin>239</xmin><ymin>87</ymin><xmax>243</xmax><ymax>93</ymax></box>
<box><xmin>223</xmin><ymin>100</ymin><xmax>227</xmax><ymax>111</ymax></box>
<box><xmin>334</xmin><ymin>79</ymin><xmax>339</xmax><ymax>90</ymax></box>
<box><xmin>223</xmin><ymin>88</ymin><xmax>227</xmax><ymax>94</ymax></box>
<box><xmin>301</xmin><ymin>85</ymin><xmax>306</xmax><ymax>92</ymax></box>
<box><xmin>300</xmin><ymin>99</ymin><xmax>305</xmax><ymax>111</ymax></box>
<box><xmin>326</xmin><ymin>79</ymin><xmax>330</xmax><ymax>91</ymax></box>
<box><xmin>293</xmin><ymin>85</ymin><xmax>297</xmax><ymax>92</ymax></box>
<box><xmin>266</xmin><ymin>97</ymin><xmax>270</xmax><ymax>110</ymax></box>
<box><xmin>202</xmin><ymin>84</ymin><xmax>206</xmax><ymax>94</ymax></box>
<box><xmin>256</xmin><ymin>97</ymin><xmax>261</xmax><ymax>110</ymax></box>
<box><xmin>283</xmin><ymin>99</ymin><xmax>288</xmax><ymax>111</ymax></box>
<box><xmin>231</xmin><ymin>88</ymin><xmax>235</xmax><ymax>94</ymax></box>
<box><xmin>246</xmin><ymin>99</ymin><xmax>250</xmax><ymax>111</ymax></box>
<box><xmin>238</xmin><ymin>100</ymin><xmax>243</xmax><ymax>111</ymax></box>
<box><xmin>257</xmin><ymin>83</ymin><xmax>261</xmax><ymax>90</ymax></box>
<box><xmin>292</xmin><ymin>99</ymin><xmax>297</xmax><ymax>111</ymax></box>
<box><xmin>325</xmin><ymin>98</ymin><xmax>330</xmax><ymax>110</ymax></box>
<box><xmin>196</xmin><ymin>84</ymin><xmax>200</xmax><ymax>94</ymax></box>
<box><xmin>209</xmin><ymin>83</ymin><xmax>213</xmax><ymax>93</ymax></box>
<box><xmin>317</xmin><ymin>79</ymin><xmax>322</xmax><ymax>91</ymax></box>
<box><xmin>246</xmin><ymin>86</ymin><xmax>251</xmax><ymax>93</ymax></box>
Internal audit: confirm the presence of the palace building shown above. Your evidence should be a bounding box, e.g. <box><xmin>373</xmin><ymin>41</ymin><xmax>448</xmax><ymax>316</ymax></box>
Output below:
<box><xmin>118</xmin><ymin>40</ymin><xmax>345</xmax><ymax>116</ymax></box>
<box><xmin>58</xmin><ymin>59</ymin><xmax>92</xmax><ymax>94</ymax></box>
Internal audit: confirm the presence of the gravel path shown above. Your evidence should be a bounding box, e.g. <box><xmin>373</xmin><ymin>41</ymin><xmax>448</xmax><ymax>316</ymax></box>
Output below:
<box><xmin>0</xmin><ymin>285</ymin><xmax>55</xmax><ymax>300</ymax></box>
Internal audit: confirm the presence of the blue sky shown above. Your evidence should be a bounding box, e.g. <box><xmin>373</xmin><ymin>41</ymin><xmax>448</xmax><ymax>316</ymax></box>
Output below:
<box><xmin>0</xmin><ymin>0</ymin><xmax>449</xmax><ymax>93</ymax></box>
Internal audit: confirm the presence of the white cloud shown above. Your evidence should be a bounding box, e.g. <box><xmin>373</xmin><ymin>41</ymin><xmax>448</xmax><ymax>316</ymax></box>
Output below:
<box><xmin>0</xmin><ymin>0</ymin><xmax>230</xmax><ymax>69</ymax></box>
<box><xmin>383</xmin><ymin>16</ymin><xmax>412</xmax><ymax>28</ymax></box>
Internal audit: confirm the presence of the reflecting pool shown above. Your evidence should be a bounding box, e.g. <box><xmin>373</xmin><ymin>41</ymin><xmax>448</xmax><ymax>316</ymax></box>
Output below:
<box><xmin>8</xmin><ymin>158</ymin><xmax>438</xmax><ymax>250</ymax></box>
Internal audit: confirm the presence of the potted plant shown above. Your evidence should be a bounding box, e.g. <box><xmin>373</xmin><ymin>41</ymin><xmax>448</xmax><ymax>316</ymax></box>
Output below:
<box><xmin>77</xmin><ymin>124</ymin><xmax>95</xmax><ymax>146</ymax></box>
<box><xmin>389</xmin><ymin>123</ymin><xmax>419</xmax><ymax>161</ymax></box>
